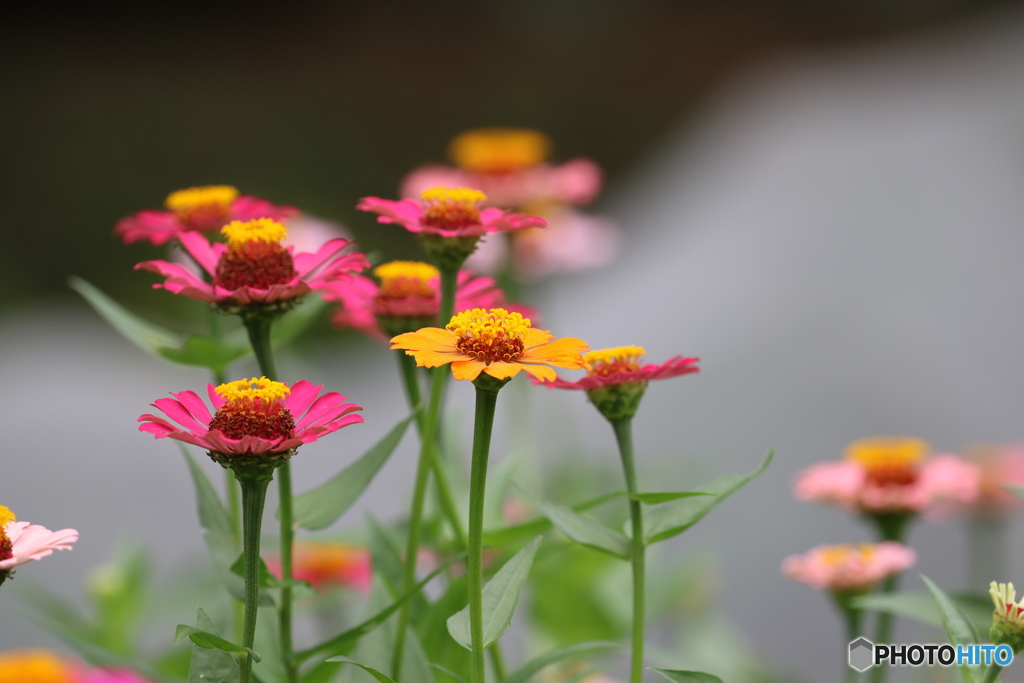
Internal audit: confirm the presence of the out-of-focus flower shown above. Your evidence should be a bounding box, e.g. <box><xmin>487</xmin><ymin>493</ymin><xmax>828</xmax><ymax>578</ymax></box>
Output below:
<box><xmin>136</xmin><ymin>219</ymin><xmax>368</xmax><ymax>316</ymax></box>
<box><xmin>794</xmin><ymin>437</ymin><xmax>981</xmax><ymax>516</ymax></box>
<box><xmin>989</xmin><ymin>581</ymin><xmax>1024</xmax><ymax>653</ymax></box>
<box><xmin>115</xmin><ymin>185</ymin><xmax>296</xmax><ymax>246</ymax></box>
<box><xmin>537</xmin><ymin>346</ymin><xmax>699</xmax><ymax>421</ymax></box>
<box><xmin>782</xmin><ymin>542</ymin><xmax>916</xmax><ymax>593</ymax></box>
<box><xmin>83</xmin><ymin>670</ymin><xmax>154</xmax><ymax>683</ymax></box>
<box><xmin>958</xmin><ymin>444</ymin><xmax>1024</xmax><ymax>517</ymax></box>
<box><xmin>321</xmin><ymin>261</ymin><xmax>510</xmax><ymax>339</ymax></box>
<box><xmin>390</xmin><ymin>308</ymin><xmax>588</xmax><ymax>383</ymax></box>
<box><xmin>0</xmin><ymin>506</ymin><xmax>78</xmax><ymax>585</ymax></box>
<box><xmin>266</xmin><ymin>540</ymin><xmax>372</xmax><ymax>593</ymax></box>
<box><xmin>0</xmin><ymin>649</ymin><xmax>83</xmax><ymax>682</ymax></box>
<box><xmin>138</xmin><ymin>377</ymin><xmax>362</xmax><ymax>468</ymax></box>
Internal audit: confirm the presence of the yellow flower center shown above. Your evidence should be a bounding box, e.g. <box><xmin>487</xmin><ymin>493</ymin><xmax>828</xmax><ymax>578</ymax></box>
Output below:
<box><xmin>373</xmin><ymin>261</ymin><xmax>439</xmax><ymax>299</ymax></box>
<box><xmin>214</xmin><ymin>219</ymin><xmax>296</xmax><ymax>291</ymax></box>
<box><xmin>0</xmin><ymin>650</ymin><xmax>77</xmax><ymax>683</ymax></box>
<box><xmin>584</xmin><ymin>345</ymin><xmax>646</xmax><ymax>376</ymax></box>
<box><xmin>0</xmin><ymin>505</ymin><xmax>15</xmax><ymax>528</ymax></box>
<box><xmin>448</xmin><ymin>128</ymin><xmax>552</xmax><ymax>173</ymax></box>
<box><xmin>221</xmin><ymin>218</ymin><xmax>288</xmax><ymax>247</ymax></box>
<box><xmin>820</xmin><ymin>544</ymin><xmax>875</xmax><ymax>566</ymax></box>
<box><xmin>165</xmin><ymin>185</ymin><xmax>239</xmax><ymax>229</ymax></box>
<box><xmin>448</xmin><ymin>308</ymin><xmax>531</xmax><ymax>363</ymax></box>
<box><xmin>846</xmin><ymin>436</ymin><xmax>929</xmax><ymax>486</ymax></box>
<box><xmin>420</xmin><ymin>187</ymin><xmax>486</xmax><ymax>231</ymax></box>
<box><xmin>209</xmin><ymin>378</ymin><xmax>295</xmax><ymax>443</ymax></box>
<box><xmin>216</xmin><ymin>377</ymin><xmax>290</xmax><ymax>405</ymax></box>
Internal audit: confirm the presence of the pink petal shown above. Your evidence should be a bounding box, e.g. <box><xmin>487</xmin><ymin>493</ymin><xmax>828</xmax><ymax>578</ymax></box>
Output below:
<box><xmin>231</xmin><ymin>195</ymin><xmax>298</xmax><ymax>222</ymax></box>
<box><xmin>114</xmin><ymin>210</ymin><xmax>182</xmax><ymax>246</ymax></box>
<box><xmin>295</xmin><ymin>393</ymin><xmax>362</xmax><ymax>431</ymax></box>
<box><xmin>178</xmin><ymin>231</ymin><xmax>223</xmax><ymax>276</ymax></box>
<box><xmin>292</xmin><ymin>238</ymin><xmax>351</xmax><ymax>278</ymax></box>
<box><xmin>356</xmin><ymin>197</ymin><xmax>426</xmax><ymax>228</ymax></box>
<box><xmin>152</xmin><ymin>397</ymin><xmax>208</xmax><ymax>433</ymax></box>
<box><xmin>207</xmin><ymin>384</ymin><xmax>226</xmax><ymax>410</ymax></box>
<box><xmin>171</xmin><ymin>390</ymin><xmax>213</xmax><ymax>427</ymax></box>
<box><xmin>285</xmin><ymin>380</ymin><xmax>324</xmax><ymax>418</ymax></box>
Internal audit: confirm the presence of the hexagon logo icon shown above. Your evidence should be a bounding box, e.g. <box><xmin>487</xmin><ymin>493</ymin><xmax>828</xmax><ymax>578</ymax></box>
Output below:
<box><xmin>849</xmin><ymin>637</ymin><xmax>874</xmax><ymax>671</ymax></box>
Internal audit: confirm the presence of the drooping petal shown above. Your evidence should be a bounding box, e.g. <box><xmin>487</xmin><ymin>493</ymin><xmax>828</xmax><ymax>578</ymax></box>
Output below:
<box><xmin>171</xmin><ymin>390</ymin><xmax>213</xmax><ymax>427</ymax></box>
<box><xmin>517</xmin><ymin>362</ymin><xmax>557</xmax><ymax>382</ymax></box>
<box><xmin>152</xmin><ymin>397</ymin><xmax>208</xmax><ymax>434</ymax></box>
<box><xmin>451</xmin><ymin>360</ymin><xmax>487</xmax><ymax>381</ymax></box>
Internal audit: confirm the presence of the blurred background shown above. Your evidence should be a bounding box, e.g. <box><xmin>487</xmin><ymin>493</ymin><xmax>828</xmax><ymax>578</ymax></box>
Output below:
<box><xmin>4</xmin><ymin>1</ymin><xmax>1024</xmax><ymax>680</ymax></box>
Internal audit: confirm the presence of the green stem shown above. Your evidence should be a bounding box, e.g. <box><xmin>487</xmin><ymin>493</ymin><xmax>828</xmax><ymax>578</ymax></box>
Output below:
<box><xmin>243</xmin><ymin>315</ymin><xmax>295</xmax><ymax>683</ymax></box>
<box><xmin>868</xmin><ymin>514</ymin><xmax>910</xmax><ymax>683</ymax></box>
<box><xmin>612</xmin><ymin>419</ymin><xmax>645</xmax><ymax>683</ymax></box>
<box><xmin>237</xmin><ymin>472</ymin><xmax>273</xmax><ymax>683</ymax></box>
<box><xmin>469</xmin><ymin>385</ymin><xmax>501</xmax><ymax>683</ymax></box>
<box><xmin>226</xmin><ymin>467</ymin><xmax>244</xmax><ymax>644</ymax></box>
<box><xmin>981</xmin><ymin>663</ymin><xmax>1003</xmax><ymax>683</ymax></box>
<box><xmin>834</xmin><ymin>593</ymin><xmax>863</xmax><ymax>683</ymax></box>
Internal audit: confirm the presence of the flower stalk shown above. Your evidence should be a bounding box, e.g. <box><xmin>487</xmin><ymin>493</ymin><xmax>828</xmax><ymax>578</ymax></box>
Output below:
<box><xmin>612</xmin><ymin>418</ymin><xmax>647</xmax><ymax>683</ymax></box>
<box><xmin>237</xmin><ymin>469</ymin><xmax>273</xmax><ymax>683</ymax></box>
<box><xmin>868</xmin><ymin>515</ymin><xmax>911</xmax><ymax>683</ymax></box>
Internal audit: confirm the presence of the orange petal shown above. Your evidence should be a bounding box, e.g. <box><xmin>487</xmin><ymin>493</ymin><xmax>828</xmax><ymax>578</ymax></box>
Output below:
<box><xmin>522</xmin><ymin>328</ymin><xmax>554</xmax><ymax>347</ymax></box>
<box><xmin>518</xmin><ymin>363</ymin><xmax>557</xmax><ymax>382</ymax></box>
<box><xmin>410</xmin><ymin>350</ymin><xmax>463</xmax><ymax>368</ymax></box>
<box><xmin>451</xmin><ymin>360</ymin><xmax>486</xmax><ymax>381</ymax></box>
<box><xmin>482</xmin><ymin>361</ymin><xmax>523</xmax><ymax>380</ymax></box>
<box><xmin>390</xmin><ymin>328</ymin><xmax>457</xmax><ymax>352</ymax></box>
<box><xmin>520</xmin><ymin>337</ymin><xmax>590</xmax><ymax>368</ymax></box>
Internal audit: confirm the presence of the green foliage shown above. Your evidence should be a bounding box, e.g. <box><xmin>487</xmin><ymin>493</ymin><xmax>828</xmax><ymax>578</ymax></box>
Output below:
<box><xmin>651</xmin><ymin>669</ymin><xmax>725</xmax><ymax>683</ymax></box>
<box><xmin>519</xmin><ymin>487</ymin><xmax>630</xmax><ymax>559</ymax></box>
<box><xmin>502</xmin><ymin>641</ymin><xmax>619</xmax><ymax>683</ymax></box>
<box><xmin>187</xmin><ymin>608</ymin><xmax>240</xmax><ymax>683</ymax></box>
<box><xmin>173</xmin><ymin>625</ymin><xmax>260</xmax><ymax>661</ymax></box>
<box><xmin>853</xmin><ymin>590</ymin><xmax>992</xmax><ymax>634</ymax></box>
<box><xmin>922</xmin><ymin>575</ymin><xmax>981</xmax><ymax>683</ymax></box>
<box><xmin>324</xmin><ymin>656</ymin><xmax>398</xmax><ymax>683</ymax></box>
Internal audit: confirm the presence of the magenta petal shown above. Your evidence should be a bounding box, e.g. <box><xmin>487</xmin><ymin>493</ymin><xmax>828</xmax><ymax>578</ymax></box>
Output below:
<box><xmin>153</xmin><ymin>397</ymin><xmax>208</xmax><ymax>433</ymax></box>
<box><xmin>356</xmin><ymin>197</ymin><xmax>425</xmax><ymax>227</ymax></box>
<box><xmin>231</xmin><ymin>195</ymin><xmax>298</xmax><ymax>222</ymax></box>
<box><xmin>138</xmin><ymin>415</ymin><xmax>180</xmax><ymax>436</ymax></box>
<box><xmin>207</xmin><ymin>383</ymin><xmax>226</xmax><ymax>410</ymax></box>
<box><xmin>172</xmin><ymin>390</ymin><xmax>213</xmax><ymax>427</ymax></box>
<box><xmin>178</xmin><ymin>231</ymin><xmax>222</xmax><ymax>275</ymax></box>
<box><xmin>295</xmin><ymin>393</ymin><xmax>361</xmax><ymax>431</ymax></box>
<box><xmin>285</xmin><ymin>381</ymin><xmax>323</xmax><ymax>418</ymax></box>
<box><xmin>292</xmin><ymin>238</ymin><xmax>350</xmax><ymax>278</ymax></box>
<box><xmin>114</xmin><ymin>210</ymin><xmax>182</xmax><ymax>246</ymax></box>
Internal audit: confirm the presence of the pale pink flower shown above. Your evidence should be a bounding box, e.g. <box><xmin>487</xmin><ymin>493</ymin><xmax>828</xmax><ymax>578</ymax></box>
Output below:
<box><xmin>139</xmin><ymin>377</ymin><xmax>362</xmax><ymax>465</ymax></box>
<box><xmin>358</xmin><ymin>187</ymin><xmax>546</xmax><ymax>239</ymax></box>
<box><xmin>794</xmin><ymin>437</ymin><xmax>981</xmax><ymax>515</ymax></box>
<box><xmin>136</xmin><ymin>221</ymin><xmax>368</xmax><ymax>310</ymax></box>
<box><xmin>0</xmin><ymin>505</ymin><xmax>78</xmax><ymax>574</ymax></box>
<box><xmin>959</xmin><ymin>444</ymin><xmax>1024</xmax><ymax>517</ymax></box>
<box><xmin>115</xmin><ymin>185</ymin><xmax>296</xmax><ymax>246</ymax></box>
<box><xmin>782</xmin><ymin>542</ymin><xmax>916</xmax><ymax>593</ymax></box>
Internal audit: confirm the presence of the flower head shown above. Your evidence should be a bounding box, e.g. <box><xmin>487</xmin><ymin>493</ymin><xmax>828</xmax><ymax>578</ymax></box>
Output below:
<box><xmin>321</xmin><ymin>261</ymin><xmax>513</xmax><ymax>339</ymax></box>
<box><xmin>266</xmin><ymin>540</ymin><xmax>372</xmax><ymax>593</ymax></box>
<box><xmin>0</xmin><ymin>506</ymin><xmax>78</xmax><ymax>585</ymax></box>
<box><xmin>782</xmin><ymin>542</ymin><xmax>916</xmax><ymax>593</ymax></box>
<box><xmin>448</xmin><ymin>128</ymin><xmax>553</xmax><ymax>174</ymax></box>
<box><xmin>135</xmin><ymin>220</ymin><xmax>369</xmax><ymax>316</ymax></box>
<box><xmin>536</xmin><ymin>345</ymin><xmax>699</xmax><ymax>421</ymax></box>
<box><xmin>138</xmin><ymin>377</ymin><xmax>362</xmax><ymax>470</ymax></box>
<box><xmin>0</xmin><ymin>649</ymin><xmax>83</xmax><ymax>683</ymax></box>
<box><xmin>794</xmin><ymin>436</ymin><xmax>981</xmax><ymax>516</ymax></box>
<box><xmin>390</xmin><ymin>308</ymin><xmax>588</xmax><ymax>383</ymax></box>
<box><xmin>114</xmin><ymin>185</ymin><xmax>296</xmax><ymax>246</ymax></box>
<box><xmin>990</xmin><ymin>582</ymin><xmax>1024</xmax><ymax>653</ymax></box>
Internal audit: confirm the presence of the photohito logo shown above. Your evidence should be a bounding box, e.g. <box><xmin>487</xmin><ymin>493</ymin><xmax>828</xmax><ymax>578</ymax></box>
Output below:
<box><xmin>848</xmin><ymin>638</ymin><xmax>1013</xmax><ymax>670</ymax></box>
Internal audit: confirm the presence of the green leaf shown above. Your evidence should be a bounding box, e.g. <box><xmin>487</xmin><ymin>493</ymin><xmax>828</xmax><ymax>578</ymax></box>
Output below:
<box><xmin>447</xmin><ymin>536</ymin><xmax>542</xmax><ymax>649</ymax></box>
<box><xmin>519</xmin><ymin>487</ymin><xmax>630</xmax><ymax>559</ymax></box>
<box><xmin>291</xmin><ymin>415</ymin><xmax>415</xmax><ymax>531</ymax></box>
<box><xmin>853</xmin><ymin>591</ymin><xmax>993</xmax><ymax>633</ymax></box>
<box><xmin>503</xmin><ymin>641</ymin><xmax>618</xmax><ymax>683</ymax></box>
<box><xmin>650</xmin><ymin>670</ymin><xmax>724</xmax><ymax>683</ymax></box>
<box><xmin>324</xmin><ymin>656</ymin><xmax>397</xmax><ymax>683</ymax></box>
<box><xmin>482</xmin><ymin>491</ymin><xmax>623</xmax><ymax>547</ymax></box>
<box><xmin>69</xmin><ymin>276</ymin><xmax>184</xmax><ymax>354</ymax></box>
<box><xmin>291</xmin><ymin>555</ymin><xmax>460</xmax><ymax>664</ymax></box>
<box><xmin>629</xmin><ymin>492</ymin><xmax>713</xmax><ymax>504</ymax></box>
<box><xmin>174</xmin><ymin>625</ymin><xmax>260</xmax><ymax>662</ymax></box>
<box><xmin>188</xmin><ymin>608</ymin><xmax>240</xmax><ymax>683</ymax></box>
<box><xmin>921</xmin><ymin>575</ymin><xmax>980</xmax><ymax>683</ymax></box>
<box><xmin>644</xmin><ymin>450</ymin><xmax>774</xmax><ymax>544</ymax></box>
<box><xmin>229</xmin><ymin>554</ymin><xmax>278</xmax><ymax>588</ymax></box>
<box><xmin>157</xmin><ymin>333</ymin><xmax>249</xmax><ymax>373</ymax></box>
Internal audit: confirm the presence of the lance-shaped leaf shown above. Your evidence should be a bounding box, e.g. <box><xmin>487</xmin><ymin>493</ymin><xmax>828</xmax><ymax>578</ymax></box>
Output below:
<box><xmin>324</xmin><ymin>656</ymin><xmax>397</xmax><ymax>683</ymax></box>
<box><xmin>651</xmin><ymin>670</ymin><xmax>724</xmax><ymax>683</ymax></box>
<box><xmin>447</xmin><ymin>537</ymin><xmax>542</xmax><ymax>649</ymax></box>
<box><xmin>922</xmin><ymin>575</ymin><xmax>980</xmax><ymax>683</ymax></box>
<box><xmin>629</xmin><ymin>491</ymin><xmax>712</xmax><ymax>504</ymax></box>
<box><xmin>483</xmin><ymin>491</ymin><xmax>624</xmax><ymax>547</ymax></box>
<box><xmin>644</xmin><ymin>450</ymin><xmax>773</xmax><ymax>545</ymax></box>
<box><xmin>853</xmin><ymin>591</ymin><xmax>992</xmax><ymax>633</ymax></box>
<box><xmin>503</xmin><ymin>641</ymin><xmax>618</xmax><ymax>683</ymax></box>
<box><xmin>187</xmin><ymin>608</ymin><xmax>239</xmax><ymax>683</ymax></box>
<box><xmin>174</xmin><ymin>625</ymin><xmax>260</xmax><ymax>662</ymax></box>
<box><xmin>291</xmin><ymin>414</ymin><xmax>414</xmax><ymax>531</ymax></box>
<box><xmin>518</xmin><ymin>487</ymin><xmax>630</xmax><ymax>559</ymax></box>
<box><xmin>70</xmin><ymin>276</ymin><xmax>184</xmax><ymax>354</ymax></box>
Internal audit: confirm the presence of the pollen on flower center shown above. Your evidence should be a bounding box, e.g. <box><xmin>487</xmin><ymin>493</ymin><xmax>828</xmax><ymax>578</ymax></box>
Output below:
<box><xmin>0</xmin><ymin>505</ymin><xmax>15</xmax><ymax>529</ymax></box>
<box><xmin>846</xmin><ymin>437</ymin><xmax>928</xmax><ymax>486</ymax></box>
<box><xmin>584</xmin><ymin>345</ymin><xmax>646</xmax><ymax>376</ymax></box>
<box><xmin>420</xmin><ymin>187</ymin><xmax>487</xmax><ymax>231</ymax></box>
<box><xmin>214</xmin><ymin>219</ymin><xmax>297</xmax><ymax>291</ymax></box>
<box><xmin>449</xmin><ymin>308</ymin><xmax>530</xmax><ymax>363</ymax></box>
<box><xmin>374</xmin><ymin>261</ymin><xmax>439</xmax><ymax>300</ymax></box>
<box><xmin>208</xmin><ymin>377</ymin><xmax>296</xmax><ymax>442</ymax></box>
<box><xmin>165</xmin><ymin>185</ymin><xmax>239</xmax><ymax>229</ymax></box>
<box><xmin>820</xmin><ymin>544</ymin><xmax>875</xmax><ymax>566</ymax></box>
<box><xmin>0</xmin><ymin>506</ymin><xmax>12</xmax><ymax>563</ymax></box>
<box><xmin>448</xmin><ymin>128</ymin><xmax>552</xmax><ymax>173</ymax></box>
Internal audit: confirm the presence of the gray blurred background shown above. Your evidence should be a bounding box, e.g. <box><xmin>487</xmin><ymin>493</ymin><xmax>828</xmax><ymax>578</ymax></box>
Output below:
<box><xmin>3</xmin><ymin>1</ymin><xmax>1024</xmax><ymax>680</ymax></box>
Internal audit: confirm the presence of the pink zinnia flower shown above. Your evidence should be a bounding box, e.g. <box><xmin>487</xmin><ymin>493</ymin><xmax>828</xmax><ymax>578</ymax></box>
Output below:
<box><xmin>138</xmin><ymin>377</ymin><xmax>362</xmax><ymax>466</ymax></box>
<box><xmin>536</xmin><ymin>345</ymin><xmax>699</xmax><ymax>421</ymax></box>
<box><xmin>84</xmin><ymin>670</ymin><xmax>154</xmax><ymax>683</ymax></box>
<box><xmin>794</xmin><ymin>436</ymin><xmax>981</xmax><ymax>515</ymax></box>
<box><xmin>135</xmin><ymin>219</ymin><xmax>368</xmax><ymax>313</ymax></box>
<box><xmin>321</xmin><ymin>260</ymin><xmax>514</xmax><ymax>340</ymax></box>
<box><xmin>0</xmin><ymin>506</ymin><xmax>78</xmax><ymax>581</ymax></box>
<box><xmin>0</xmin><ymin>649</ymin><xmax>84</xmax><ymax>682</ymax></box>
<box><xmin>783</xmin><ymin>542</ymin><xmax>916</xmax><ymax>593</ymax></box>
<box><xmin>357</xmin><ymin>187</ymin><xmax>546</xmax><ymax>239</ymax></box>
<box><xmin>266</xmin><ymin>540</ymin><xmax>372</xmax><ymax>593</ymax></box>
<box><xmin>115</xmin><ymin>185</ymin><xmax>296</xmax><ymax>246</ymax></box>
<box><xmin>958</xmin><ymin>444</ymin><xmax>1024</xmax><ymax>517</ymax></box>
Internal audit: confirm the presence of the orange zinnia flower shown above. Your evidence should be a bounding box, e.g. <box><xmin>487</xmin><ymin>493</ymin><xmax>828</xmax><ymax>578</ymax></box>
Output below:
<box><xmin>390</xmin><ymin>308</ymin><xmax>588</xmax><ymax>382</ymax></box>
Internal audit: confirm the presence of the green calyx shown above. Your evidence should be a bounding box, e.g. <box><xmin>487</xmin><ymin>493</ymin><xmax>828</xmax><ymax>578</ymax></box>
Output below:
<box><xmin>991</xmin><ymin>620</ymin><xmax>1024</xmax><ymax>654</ymax></box>
<box><xmin>587</xmin><ymin>381</ymin><xmax>648</xmax><ymax>422</ymax></box>
<box><xmin>419</xmin><ymin>235</ymin><xmax>480</xmax><ymax>272</ymax></box>
<box><xmin>208</xmin><ymin>451</ymin><xmax>292</xmax><ymax>481</ymax></box>
<box><xmin>472</xmin><ymin>372</ymin><xmax>513</xmax><ymax>394</ymax></box>
<box><xmin>221</xmin><ymin>298</ymin><xmax>301</xmax><ymax>322</ymax></box>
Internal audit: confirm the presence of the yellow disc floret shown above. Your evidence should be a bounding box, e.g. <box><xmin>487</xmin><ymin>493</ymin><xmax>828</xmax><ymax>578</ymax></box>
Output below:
<box><xmin>221</xmin><ymin>218</ymin><xmax>288</xmax><ymax>247</ymax></box>
<box><xmin>820</xmin><ymin>544</ymin><xmax>875</xmax><ymax>566</ymax></box>
<box><xmin>0</xmin><ymin>505</ymin><xmax>15</xmax><ymax>528</ymax></box>
<box><xmin>846</xmin><ymin>436</ymin><xmax>928</xmax><ymax>486</ymax></box>
<box><xmin>165</xmin><ymin>185</ymin><xmax>239</xmax><ymax>212</ymax></box>
<box><xmin>449</xmin><ymin>128</ymin><xmax>552</xmax><ymax>173</ymax></box>
<box><xmin>584</xmin><ymin>345</ymin><xmax>646</xmax><ymax>376</ymax></box>
<box><xmin>373</xmin><ymin>261</ymin><xmax>439</xmax><ymax>299</ymax></box>
<box><xmin>0</xmin><ymin>650</ymin><xmax>77</xmax><ymax>683</ymax></box>
<box><xmin>448</xmin><ymin>308</ymin><xmax>532</xmax><ymax>363</ymax></box>
<box><xmin>216</xmin><ymin>377</ymin><xmax>291</xmax><ymax>405</ymax></box>
<box><xmin>420</xmin><ymin>187</ymin><xmax>487</xmax><ymax>206</ymax></box>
